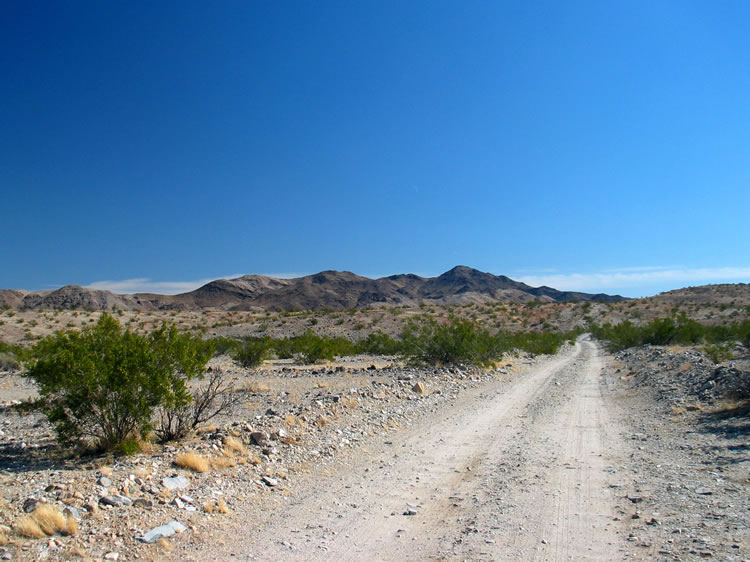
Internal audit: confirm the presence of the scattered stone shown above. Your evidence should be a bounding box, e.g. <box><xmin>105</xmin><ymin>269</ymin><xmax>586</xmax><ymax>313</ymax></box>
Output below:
<box><xmin>412</xmin><ymin>382</ymin><xmax>426</xmax><ymax>395</ymax></box>
<box><xmin>161</xmin><ymin>475</ymin><xmax>189</xmax><ymax>491</ymax></box>
<box><xmin>696</xmin><ymin>487</ymin><xmax>713</xmax><ymax>495</ymax></box>
<box><xmin>251</xmin><ymin>431</ymin><xmax>270</xmax><ymax>446</ymax></box>
<box><xmin>100</xmin><ymin>494</ymin><xmax>133</xmax><ymax>507</ymax></box>
<box><xmin>132</xmin><ymin>498</ymin><xmax>153</xmax><ymax>508</ymax></box>
<box><xmin>262</xmin><ymin>476</ymin><xmax>280</xmax><ymax>488</ymax></box>
<box><xmin>97</xmin><ymin>476</ymin><xmax>113</xmax><ymax>488</ymax></box>
<box><xmin>137</xmin><ymin>520</ymin><xmax>187</xmax><ymax>544</ymax></box>
<box><xmin>22</xmin><ymin>498</ymin><xmax>38</xmax><ymax>513</ymax></box>
<box><xmin>103</xmin><ymin>553</ymin><xmax>119</xmax><ymax>561</ymax></box>
<box><xmin>63</xmin><ymin>506</ymin><xmax>81</xmax><ymax>521</ymax></box>
<box><xmin>403</xmin><ymin>508</ymin><xmax>417</xmax><ymax>516</ymax></box>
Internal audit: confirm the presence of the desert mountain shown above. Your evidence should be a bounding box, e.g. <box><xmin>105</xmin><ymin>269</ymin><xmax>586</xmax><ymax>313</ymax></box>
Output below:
<box><xmin>0</xmin><ymin>266</ymin><xmax>627</xmax><ymax>312</ymax></box>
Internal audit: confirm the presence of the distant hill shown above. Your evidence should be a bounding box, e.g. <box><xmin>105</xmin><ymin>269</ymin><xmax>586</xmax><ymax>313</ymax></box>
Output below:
<box><xmin>0</xmin><ymin>266</ymin><xmax>627</xmax><ymax>312</ymax></box>
<box><xmin>647</xmin><ymin>283</ymin><xmax>750</xmax><ymax>306</ymax></box>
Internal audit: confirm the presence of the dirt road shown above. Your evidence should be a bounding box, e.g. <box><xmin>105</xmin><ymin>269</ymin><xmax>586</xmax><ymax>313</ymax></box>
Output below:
<box><xmin>196</xmin><ymin>337</ymin><xmax>629</xmax><ymax>561</ymax></box>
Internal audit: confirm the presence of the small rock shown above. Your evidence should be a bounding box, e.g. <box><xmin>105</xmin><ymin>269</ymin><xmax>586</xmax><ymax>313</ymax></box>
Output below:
<box><xmin>161</xmin><ymin>475</ymin><xmax>189</xmax><ymax>491</ymax></box>
<box><xmin>696</xmin><ymin>487</ymin><xmax>713</xmax><ymax>495</ymax></box>
<box><xmin>97</xmin><ymin>476</ymin><xmax>113</xmax><ymax>488</ymax></box>
<box><xmin>250</xmin><ymin>431</ymin><xmax>270</xmax><ymax>446</ymax></box>
<box><xmin>261</xmin><ymin>476</ymin><xmax>280</xmax><ymax>488</ymax></box>
<box><xmin>100</xmin><ymin>495</ymin><xmax>132</xmax><ymax>507</ymax></box>
<box><xmin>403</xmin><ymin>508</ymin><xmax>417</xmax><ymax>516</ymax></box>
<box><xmin>138</xmin><ymin>520</ymin><xmax>187</xmax><ymax>543</ymax></box>
<box><xmin>412</xmin><ymin>382</ymin><xmax>426</xmax><ymax>395</ymax></box>
<box><xmin>63</xmin><ymin>506</ymin><xmax>81</xmax><ymax>521</ymax></box>
<box><xmin>104</xmin><ymin>553</ymin><xmax>119</xmax><ymax>561</ymax></box>
<box><xmin>22</xmin><ymin>498</ymin><xmax>38</xmax><ymax>513</ymax></box>
<box><xmin>132</xmin><ymin>498</ymin><xmax>153</xmax><ymax>508</ymax></box>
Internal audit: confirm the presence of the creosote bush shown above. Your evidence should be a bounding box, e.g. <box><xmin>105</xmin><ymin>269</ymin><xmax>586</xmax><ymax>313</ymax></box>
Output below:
<box><xmin>590</xmin><ymin>316</ymin><xmax>750</xmax><ymax>355</ymax></box>
<box><xmin>24</xmin><ymin>314</ymin><xmax>214</xmax><ymax>450</ymax></box>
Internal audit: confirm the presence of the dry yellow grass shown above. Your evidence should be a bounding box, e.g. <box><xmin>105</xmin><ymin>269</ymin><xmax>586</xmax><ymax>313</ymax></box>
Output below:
<box><xmin>174</xmin><ymin>451</ymin><xmax>211</xmax><ymax>473</ymax></box>
<box><xmin>244</xmin><ymin>381</ymin><xmax>272</xmax><ymax>393</ymax></box>
<box><xmin>65</xmin><ymin>546</ymin><xmax>88</xmax><ymax>558</ymax></box>
<box><xmin>284</xmin><ymin>414</ymin><xmax>297</xmax><ymax>427</ymax></box>
<box><xmin>32</xmin><ymin>504</ymin><xmax>67</xmax><ymax>536</ymax></box>
<box><xmin>16</xmin><ymin>516</ymin><xmax>45</xmax><ymax>539</ymax></box>
<box><xmin>203</xmin><ymin>498</ymin><xmax>230</xmax><ymax>514</ymax></box>
<box><xmin>158</xmin><ymin>537</ymin><xmax>175</xmax><ymax>551</ymax></box>
<box><xmin>0</xmin><ymin>528</ymin><xmax>8</xmax><ymax>546</ymax></box>
<box><xmin>315</xmin><ymin>416</ymin><xmax>328</xmax><ymax>427</ymax></box>
<box><xmin>224</xmin><ymin>436</ymin><xmax>246</xmax><ymax>455</ymax></box>
<box><xmin>340</xmin><ymin>396</ymin><xmax>357</xmax><ymax>408</ymax></box>
<box><xmin>63</xmin><ymin>515</ymin><xmax>78</xmax><ymax>536</ymax></box>
<box><xmin>210</xmin><ymin>455</ymin><xmax>237</xmax><ymax>469</ymax></box>
<box><xmin>98</xmin><ymin>466</ymin><xmax>113</xmax><ymax>477</ymax></box>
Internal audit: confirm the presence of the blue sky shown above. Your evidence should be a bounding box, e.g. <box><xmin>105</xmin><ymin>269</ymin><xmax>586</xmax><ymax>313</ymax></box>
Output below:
<box><xmin>2</xmin><ymin>1</ymin><xmax>749</xmax><ymax>298</ymax></box>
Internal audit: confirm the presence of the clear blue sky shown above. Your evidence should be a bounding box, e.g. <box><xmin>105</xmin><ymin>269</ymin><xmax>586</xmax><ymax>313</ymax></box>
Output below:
<box><xmin>2</xmin><ymin>1</ymin><xmax>749</xmax><ymax>298</ymax></box>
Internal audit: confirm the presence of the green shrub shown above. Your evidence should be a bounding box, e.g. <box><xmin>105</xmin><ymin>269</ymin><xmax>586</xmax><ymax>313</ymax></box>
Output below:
<box><xmin>591</xmin><ymin>315</ymin><xmax>750</xmax><ymax>351</ymax></box>
<box><xmin>294</xmin><ymin>329</ymin><xmax>338</xmax><ymax>364</ymax></box>
<box><xmin>233</xmin><ymin>337</ymin><xmax>271</xmax><ymax>368</ymax></box>
<box><xmin>23</xmin><ymin>314</ymin><xmax>214</xmax><ymax>450</ymax></box>
<box><xmin>356</xmin><ymin>330</ymin><xmax>403</xmax><ymax>355</ymax></box>
<box><xmin>642</xmin><ymin>317</ymin><xmax>676</xmax><ymax>346</ymax></box>
<box><xmin>702</xmin><ymin>342</ymin><xmax>733</xmax><ymax>364</ymax></box>
<box><xmin>210</xmin><ymin>336</ymin><xmax>239</xmax><ymax>355</ymax></box>
<box><xmin>400</xmin><ymin>316</ymin><xmax>502</xmax><ymax>367</ymax></box>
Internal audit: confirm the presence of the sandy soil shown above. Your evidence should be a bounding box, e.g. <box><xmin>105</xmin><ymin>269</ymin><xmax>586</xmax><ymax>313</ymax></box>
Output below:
<box><xmin>180</xmin><ymin>337</ymin><xmax>626</xmax><ymax>561</ymax></box>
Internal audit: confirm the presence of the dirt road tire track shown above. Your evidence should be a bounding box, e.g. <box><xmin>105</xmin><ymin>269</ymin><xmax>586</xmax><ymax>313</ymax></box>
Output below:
<box><xmin>185</xmin><ymin>337</ymin><xmax>626</xmax><ymax>561</ymax></box>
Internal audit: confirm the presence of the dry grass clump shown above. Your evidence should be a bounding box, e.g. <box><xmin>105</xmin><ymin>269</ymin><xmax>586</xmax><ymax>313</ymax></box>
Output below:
<box><xmin>0</xmin><ymin>527</ymin><xmax>9</xmax><ymax>546</ymax></box>
<box><xmin>175</xmin><ymin>451</ymin><xmax>211</xmax><ymax>473</ymax></box>
<box><xmin>210</xmin><ymin>455</ymin><xmax>237</xmax><ymax>469</ymax></box>
<box><xmin>315</xmin><ymin>416</ymin><xmax>329</xmax><ymax>427</ymax></box>
<box><xmin>203</xmin><ymin>498</ymin><xmax>230</xmax><ymax>514</ymax></box>
<box><xmin>16</xmin><ymin>517</ymin><xmax>45</xmax><ymax>538</ymax></box>
<box><xmin>340</xmin><ymin>396</ymin><xmax>357</xmax><ymax>408</ymax></box>
<box><xmin>15</xmin><ymin>505</ymin><xmax>76</xmax><ymax>539</ymax></box>
<box><xmin>196</xmin><ymin>424</ymin><xmax>218</xmax><ymax>434</ymax></box>
<box><xmin>244</xmin><ymin>381</ymin><xmax>272</xmax><ymax>393</ymax></box>
<box><xmin>32</xmin><ymin>504</ymin><xmax>66</xmax><ymax>536</ymax></box>
<box><xmin>224</xmin><ymin>436</ymin><xmax>246</xmax><ymax>456</ymax></box>
<box><xmin>157</xmin><ymin>537</ymin><xmax>175</xmax><ymax>551</ymax></box>
<box><xmin>65</xmin><ymin>546</ymin><xmax>88</xmax><ymax>558</ymax></box>
<box><xmin>284</xmin><ymin>414</ymin><xmax>297</xmax><ymax>427</ymax></box>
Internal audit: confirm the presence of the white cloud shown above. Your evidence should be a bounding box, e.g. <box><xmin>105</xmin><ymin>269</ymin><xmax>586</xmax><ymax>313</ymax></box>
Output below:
<box><xmin>515</xmin><ymin>266</ymin><xmax>750</xmax><ymax>296</ymax></box>
<box><xmin>87</xmin><ymin>277</ymin><xmax>222</xmax><ymax>295</ymax></box>
<box><xmin>86</xmin><ymin>272</ymin><xmax>307</xmax><ymax>295</ymax></box>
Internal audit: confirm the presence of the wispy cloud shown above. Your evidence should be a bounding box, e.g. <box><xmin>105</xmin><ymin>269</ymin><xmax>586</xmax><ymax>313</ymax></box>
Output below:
<box><xmin>86</xmin><ymin>272</ymin><xmax>307</xmax><ymax>295</ymax></box>
<box><xmin>515</xmin><ymin>266</ymin><xmax>750</xmax><ymax>296</ymax></box>
<box><xmin>87</xmin><ymin>277</ymin><xmax>223</xmax><ymax>295</ymax></box>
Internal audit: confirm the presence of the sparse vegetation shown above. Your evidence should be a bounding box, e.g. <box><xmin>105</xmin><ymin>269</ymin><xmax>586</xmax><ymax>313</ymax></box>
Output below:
<box><xmin>174</xmin><ymin>451</ymin><xmax>211</xmax><ymax>472</ymax></box>
<box><xmin>591</xmin><ymin>316</ymin><xmax>750</xmax><ymax>354</ymax></box>
<box><xmin>22</xmin><ymin>314</ymin><xmax>214</xmax><ymax>450</ymax></box>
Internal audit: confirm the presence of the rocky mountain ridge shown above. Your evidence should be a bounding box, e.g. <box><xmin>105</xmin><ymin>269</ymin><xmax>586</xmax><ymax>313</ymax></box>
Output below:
<box><xmin>0</xmin><ymin>266</ymin><xmax>626</xmax><ymax>312</ymax></box>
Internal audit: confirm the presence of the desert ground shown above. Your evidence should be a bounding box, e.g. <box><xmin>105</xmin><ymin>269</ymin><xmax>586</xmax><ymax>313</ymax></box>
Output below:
<box><xmin>0</xmin><ymin>301</ymin><xmax>749</xmax><ymax>561</ymax></box>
